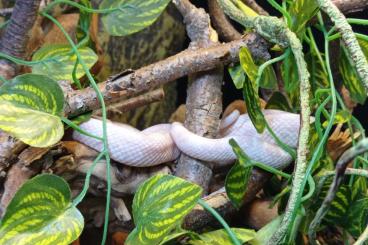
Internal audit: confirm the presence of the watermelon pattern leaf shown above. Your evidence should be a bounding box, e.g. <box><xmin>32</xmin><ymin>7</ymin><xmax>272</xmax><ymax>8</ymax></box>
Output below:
<box><xmin>188</xmin><ymin>228</ymin><xmax>256</xmax><ymax>245</ymax></box>
<box><xmin>225</xmin><ymin>139</ymin><xmax>254</xmax><ymax>208</ymax></box>
<box><xmin>239</xmin><ymin>47</ymin><xmax>266</xmax><ymax>133</ymax></box>
<box><xmin>126</xmin><ymin>174</ymin><xmax>202</xmax><ymax>245</ymax></box>
<box><xmin>0</xmin><ymin>74</ymin><xmax>65</xmax><ymax>147</ymax></box>
<box><xmin>339</xmin><ymin>45</ymin><xmax>367</xmax><ymax>104</ymax></box>
<box><xmin>100</xmin><ymin>0</ymin><xmax>171</xmax><ymax>36</ymax></box>
<box><xmin>288</xmin><ymin>0</ymin><xmax>318</xmax><ymax>37</ymax></box>
<box><xmin>32</xmin><ymin>44</ymin><xmax>98</xmax><ymax>82</ymax></box>
<box><xmin>0</xmin><ymin>174</ymin><xmax>84</xmax><ymax>245</ymax></box>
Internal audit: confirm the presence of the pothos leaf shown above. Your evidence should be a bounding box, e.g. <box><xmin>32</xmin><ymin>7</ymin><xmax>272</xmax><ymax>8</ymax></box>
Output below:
<box><xmin>0</xmin><ymin>174</ymin><xmax>84</xmax><ymax>245</ymax></box>
<box><xmin>314</xmin><ymin>177</ymin><xmax>368</xmax><ymax>238</ymax></box>
<box><xmin>228</xmin><ymin>65</ymin><xmax>245</xmax><ymax>89</ymax></box>
<box><xmin>288</xmin><ymin>0</ymin><xmax>318</xmax><ymax>37</ymax></box>
<box><xmin>265</xmin><ymin>92</ymin><xmax>292</xmax><ymax>112</ymax></box>
<box><xmin>126</xmin><ymin>174</ymin><xmax>202</xmax><ymax>245</ymax></box>
<box><xmin>100</xmin><ymin>0</ymin><xmax>171</xmax><ymax>36</ymax></box>
<box><xmin>225</xmin><ymin>139</ymin><xmax>254</xmax><ymax>208</ymax></box>
<box><xmin>0</xmin><ymin>74</ymin><xmax>64</xmax><ymax>147</ymax></box>
<box><xmin>32</xmin><ymin>44</ymin><xmax>98</xmax><ymax>82</ymax></box>
<box><xmin>239</xmin><ymin>47</ymin><xmax>266</xmax><ymax>133</ymax></box>
<box><xmin>339</xmin><ymin>44</ymin><xmax>367</xmax><ymax>104</ymax></box>
<box><xmin>188</xmin><ymin>228</ymin><xmax>256</xmax><ymax>245</ymax></box>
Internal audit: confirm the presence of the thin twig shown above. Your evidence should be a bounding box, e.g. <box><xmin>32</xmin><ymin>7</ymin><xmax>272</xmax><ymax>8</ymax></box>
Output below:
<box><xmin>308</xmin><ymin>138</ymin><xmax>368</xmax><ymax>244</ymax></box>
<box><xmin>207</xmin><ymin>0</ymin><xmax>242</xmax><ymax>42</ymax></box>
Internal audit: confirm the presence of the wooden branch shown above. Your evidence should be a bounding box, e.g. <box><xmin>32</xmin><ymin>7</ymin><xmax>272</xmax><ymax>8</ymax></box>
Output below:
<box><xmin>63</xmin><ymin>36</ymin><xmax>263</xmax><ymax>117</ymax></box>
<box><xmin>332</xmin><ymin>0</ymin><xmax>368</xmax><ymax>14</ymax></box>
<box><xmin>94</xmin><ymin>88</ymin><xmax>165</xmax><ymax>117</ymax></box>
<box><xmin>207</xmin><ymin>0</ymin><xmax>242</xmax><ymax>42</ymax></box>
<box><xmin>172</xmin><ymin>0</ymin><xmax>223</xmax><ymax>193</ymax></box>
<box><xmin>0</xmin><ymin>0</ymin><xmax>41</xmax><ymax>80</ymax></box>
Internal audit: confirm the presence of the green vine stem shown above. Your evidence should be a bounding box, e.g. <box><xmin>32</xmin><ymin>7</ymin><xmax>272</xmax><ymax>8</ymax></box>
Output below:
<box><xmin>216</xmin><ymin>1</ymin><xmax>312</xmax><ymax>243</ymax></box>
<box><xmin>316</xmin><ymin>0</ymin><xmax>368</xmax><ymax>91</ymax></box>
<box><xmin>42</xmin><ymin>12</ymin><xmax>112</xmax><ymax>245</ymax></box>
<box><xmin>308</xmin><ymin>138</ymin><xmax>368</xmax><ymax>244</ymax></box>
<box><xmin>197</xmin><ymin>199</ymin><xmax>242</xmax><ymax>245</ymax></box>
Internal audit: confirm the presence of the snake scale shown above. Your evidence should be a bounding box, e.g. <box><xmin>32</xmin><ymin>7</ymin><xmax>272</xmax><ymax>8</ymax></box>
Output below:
<box><xmin>72</xmin><ymin>109</ymin><xmax>301</xmax><ymax>169</ymax></box>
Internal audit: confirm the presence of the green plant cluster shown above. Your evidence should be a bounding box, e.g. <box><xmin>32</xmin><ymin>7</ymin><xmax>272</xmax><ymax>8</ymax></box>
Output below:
<box><xmin>0</xmin><ymin>0</ymin><xmax>367</xmax><ymax>244</ymax></box>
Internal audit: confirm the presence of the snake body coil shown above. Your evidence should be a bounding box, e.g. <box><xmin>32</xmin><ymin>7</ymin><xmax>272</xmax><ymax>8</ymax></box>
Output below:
<box><xmin>73</xmin><ymin>109</ymin><xmax>301</xmax><ymax>169</ymax></box>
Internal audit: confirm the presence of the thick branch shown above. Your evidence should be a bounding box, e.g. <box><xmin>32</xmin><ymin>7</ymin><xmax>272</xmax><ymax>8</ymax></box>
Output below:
<box><xmin>64</xmin><ymin>36</ymin><xmax>266</xmax><ymax>117</ymax></box>
<box><xmin>172</xmin><ymin>0</ymin><xmax>223</xmax><ymax>192</ymax></box>
<box><xmin>0</xmin><ymin>0</ymin><xmax>41</xmax><ymax>80</ymax></box>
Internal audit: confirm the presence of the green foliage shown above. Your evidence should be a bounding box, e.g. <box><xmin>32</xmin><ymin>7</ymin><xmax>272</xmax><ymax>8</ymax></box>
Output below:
<box><xmin>288</xmin><ymin>0</ymin><xmax>318</xmax><ymax>36</ymax></box>
<box><xmin>314</xmin><ymin>178</ymin><xmax>368</xmax><ymax>238</ymax></box>
<box><xmin>100</xmin><ymin>0</ymin><xmax>171</xmax><ymax>36</ymax></box>
<box><xmin>32</xmin><ymin>44</ymin><xmax>98</xmax><ymax>82</ymax></box>
<box><xmin>188</xmin><ymin>228</ymin><xmax>256</xmax><ymax>245</ymax></box>
<box><xmin>339</xmin><ymin>45</ymin><xmax>367</xmax><ymax>104</ymax></box>
<box><xmin>225</xmin><ymin>139</ymin><xmax>254</xmax><ymax>208</ymax></box>
<box><xmin>239</xmin><ymin>47</ymin><xmax>266</xmax><ymax>133</ymax></box>
<box><xmin>0</xmin><ymin>174</ymin><xmax>84</xmax><ymax>245</ymax></box>
<box><xmin>126</xmin><ymin>174</ymin><xmax>202</xmax><ymax>245</ymax></box>
<box><xmin>0</xmin><ymin>74</ymin><xmax>64</xmax><ymax>147</ymax></box>
<box><xmin>265</xmin><ymin>92</ymin><xmax>292</xmax><ymax>112</ymax></box>
<box><xmin>228</xmin><ymin>65</ymin><xmax>245</xmax><ymax>89</ymax></box>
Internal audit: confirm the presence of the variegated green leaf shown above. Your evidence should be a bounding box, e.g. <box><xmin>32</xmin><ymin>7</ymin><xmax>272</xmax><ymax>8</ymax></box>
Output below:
<box><xmin>265</xmin><ymin>92</ymin><xmax>292</xmax><ymax>112</ymax></box>
<box><xmin>228</xmin><ymin>64</ymin><xmax>245</xmax><ymax>89</ymax></box>
<box><xmin>305</xmin><ymin>51</ymin><xmax>329</xmax><ymax>95</ymax></box>
<box><xmin>100</xmin><ymin>0</ymin><xmax>171</xmax><ymax>36</ymax></box>
<box><xmin>126</xmin><ymin>174</ymin><xmax>202</xmax><ymax>245</ymax></box>
<box><xmin>314</xmin><ymin>177</ymin><xmax>367</xmax><ymax>238</ymax></box>
<box><xmin>239</xmin><ymin>47</ymin><xmax>266</xmax><ymax>133</ymax></box>
<box><xmin>0</xmin><ymin>174</ymin><xmax>84</xmax><ymax>245</ymax></box>
<box><xmin>239</xmin><ymin>47</ymin><xmax>258</xmax><ymax>83</ymax></box>
<box><xmin>188</xmin><ymin>228</ymin><xmax>256</xmax><ymax>245</ymax></box>
<box><xmin>288</xmin><ymin>0</ymin><xmax>318</xmax><ymax>36</ymax></box>
<box><xmin>339</xmin><ymin>45</ymin><xmax>367</xmax><ymax>104</ymax></box>
<box><xmin>225</xmin><ymin>139</ymin><xmax>254</xmax><ymax>208</ymax></box>
<box><xmin>32</xmin><ymin>44</ymin><xmax>98</xmax><ymax>82</ymax></box>
<box><xmin>0</xmin><ymin>74</ymin><xmax>64</xmax><ymax>147</ymax></box>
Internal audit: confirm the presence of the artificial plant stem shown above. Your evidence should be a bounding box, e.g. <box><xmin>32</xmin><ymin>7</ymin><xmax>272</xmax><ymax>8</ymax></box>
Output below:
<box><xmin>61</xmin><ymin>117</ymin><xmax>103</xmax><ymax>141</ymax></box>
<box><xmin>43</xmin><ymin>0</ymin><xmax>117</xmax><ymax>14</ymax></box>
<box><xmin>266</xmin><ymin>0</ymin><xmax>291</xmax><ymax>26</ymax></box>
<box><xmin>277</xmin><ymin>18</ymin><xmax>338</xmax><ymax>243</ymax></box>
<box><xmin>197</xmin><ymin>199</ymin><xmax>241</xmax><ymax>245</ymax></box>
<box><xmin>268</xmin><ymin>31</ymin><xmax>311</xmax><ymax>245</ymax></box>
<box><xmin>42</xmin><ymin>12</ymin><xmax>112</xmax><ymax>245</ymax></box>
<box><xmin>316</xmin><ymin>0</ymin><xmax>368</xmax><ymax>91</ymax></box>
<box><xmin>73</xmin><ymin>151</ymin><xmax>105</xmax><ymax>205</ymax></box>
<box><xmin>251</xmin><ymin>160</ymin><xmax>291</xmax><ymax>179</ymax></box>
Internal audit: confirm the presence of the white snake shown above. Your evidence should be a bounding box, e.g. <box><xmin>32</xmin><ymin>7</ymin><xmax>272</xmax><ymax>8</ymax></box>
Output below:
<box><xmin>72</xmin><ymin>109</ymin><xmax>301</xmax><ymax>169</ymax></box>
